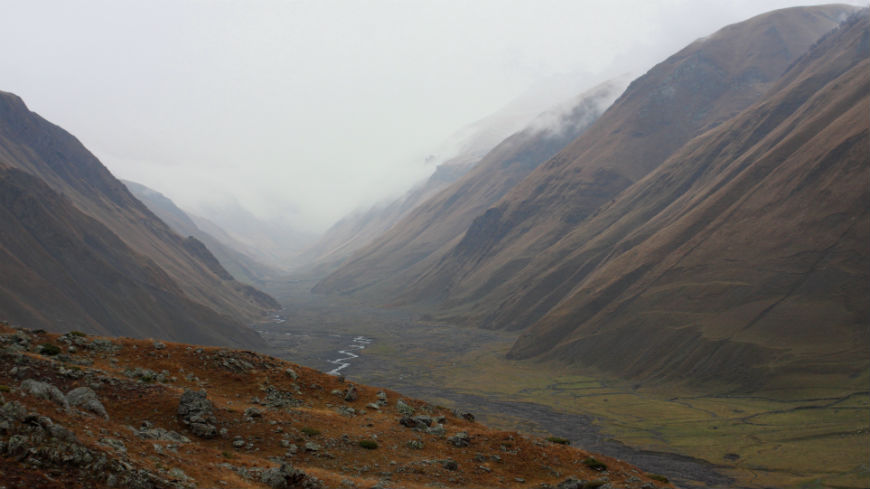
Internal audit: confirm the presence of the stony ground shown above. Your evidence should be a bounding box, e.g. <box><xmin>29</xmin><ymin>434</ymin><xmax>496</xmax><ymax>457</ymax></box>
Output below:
<box><xmin>0</xmin><ymin>324</ymin><xmax>673</xmax><ymax>489</ymax></box>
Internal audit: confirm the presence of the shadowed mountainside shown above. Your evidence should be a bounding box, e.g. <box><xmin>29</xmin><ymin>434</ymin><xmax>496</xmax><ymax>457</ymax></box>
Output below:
<box><xmin>504</xmin><ymin>9</ymin><xmax>870</xmax><ymax>390</ymax></box>
<box><xmin>0</xmin><ymin>91</ymin><xmax>276</xmax><ymax>347</ymax></box>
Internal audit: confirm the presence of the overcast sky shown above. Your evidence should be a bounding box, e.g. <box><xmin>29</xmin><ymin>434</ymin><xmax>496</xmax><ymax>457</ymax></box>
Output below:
<box><xmin>0</xmin><ymin>0</ymin><xmax>861</xmax><ymax>233</ymax></box>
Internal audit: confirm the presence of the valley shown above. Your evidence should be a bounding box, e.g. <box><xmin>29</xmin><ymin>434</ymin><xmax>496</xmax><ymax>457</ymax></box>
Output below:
<box><xmin>260</xmin><ymin>280</ymin><xmax>870</xmax><ymax>489</ymax></box>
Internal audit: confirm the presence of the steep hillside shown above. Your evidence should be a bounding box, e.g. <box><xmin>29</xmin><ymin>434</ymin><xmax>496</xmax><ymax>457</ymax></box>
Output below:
<box><xmin>369</xmin><ymin>5</ymin><xmax>854</xmax><ymax>321</ymax></box>
<box><xmin>0</xmin><ymin>90</ymin><xmax>279</xmax><ymax>337</ymax></box>
<box><xmin>123</xmin><ymin>180</ymin><xmax>285</xmax><ymax>288</ymax></box>
<box><xmin>503</xmin><ymin>10</ymin><xmax>869</xmax><ymax>389</ymax></box>
<box><xmin>315</xmin><ymin>79</ymin><xmax>627</xmax><ymax>298</ymax></box>
<box><xmin>0</xmin><ymin>324</ymin><xmax>673</xmax><ymax>489</ymax></box>
<box><xmin>0</xmin><ymin>167</ymin><xmax>265</xmax><ymax>347</ymax></box>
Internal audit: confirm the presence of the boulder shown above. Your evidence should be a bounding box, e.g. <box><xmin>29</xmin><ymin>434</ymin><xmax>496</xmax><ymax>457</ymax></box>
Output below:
<box><xmin>66</xmin><ymin>387</ymin><xmax>108</xmax><ymax>419</ymax></box>
<box><xmin>177</xmin><ymin>389</ymin><xmax>217</xmax><ymax>439</ymax></box>
<box><xmin>20</xmin><ymin>379</ymin><xmax>69</xmax><ymax>411</ymax></box>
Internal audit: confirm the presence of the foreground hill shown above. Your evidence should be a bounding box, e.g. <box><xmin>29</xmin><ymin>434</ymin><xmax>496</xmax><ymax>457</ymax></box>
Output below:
<box><xmin>0</xmin><ymin>91</ymin><xmax>276</xmax><ymax>347</ymax></box>
<box><xmin>0</xmin><ymin>324</ymin><xmax>672</xmax><ymax>489</ymax></box>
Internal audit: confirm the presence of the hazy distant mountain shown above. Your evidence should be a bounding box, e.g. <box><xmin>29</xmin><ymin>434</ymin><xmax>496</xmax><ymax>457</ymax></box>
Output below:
<box><xmin>122</xmin><ymin>179</ymin><xmax>285</xmax><ymax>287</ymax></box>
<box><xmin>0</xmin><ymin>91</ymin><xmax>275</xmax><ymax>347</ymax></box>
<box><xmin>315</xmin><ymin>78</ymin><xmax>628</xmax><ymax>297</ymax></box>
<box><xmin>315</xmin><ymin>5</ymin><xmax>864</xmax><ymax>389</ymax></box>
<box><xmin>302</xmin><ymin>72</ymin><xmax>615</xmax><ymax>273</ymax></box>
<box><xmin>193</xmin><ymin>199</ymin><xmax>315</xmax><ymax>271</ymax></box>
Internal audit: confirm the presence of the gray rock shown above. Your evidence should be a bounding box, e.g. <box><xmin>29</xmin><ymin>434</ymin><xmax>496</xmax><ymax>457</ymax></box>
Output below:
<box><xmin>20</xmin><ymin>379</ymin><xmax>69</xmax><ymax>411</ymax></box>
<box><xmin>344</xmin><ymin>384</ymin><xmax>358</xmax><ymax>402</ymax></box>
<box><xmin>285</xmin><ymin>368</ymin><xmax>298</xmax><ymax>381</ymax></box>
<box><xmin>448</xmin><ymin>432</ymin><xmax>470</xmax><ymax>447</ymax></box>
<box><xmin>261</xmin><ymin>463</ymin><xmax>322</xmax><ymax>489</ymax></box>
<box><xmin>66</xmin><ymin>386</ymin><xmax>108</xmax><ymax>419</ymax></box>
<box><xmin>396</xmin><ymin>399</ymin><xmax>414</xmax><ymax>415</ymax></box>
<box><xmin>304</xmin><ymin>442</ymin><xmax>321</xmax><ymax>452</ymax></box>
<box><xmin>177</xmin><ymin>389</ymin><xmax>217</xmax><ymax>438</ymax></box>
<box><xmin>442</xmin><ymin>459</ymin><xmax>458</xmax><ymax>471</ymax></box>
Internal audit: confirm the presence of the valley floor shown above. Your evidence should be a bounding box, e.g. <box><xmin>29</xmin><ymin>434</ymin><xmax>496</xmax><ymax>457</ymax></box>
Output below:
<box><xmin>261</xmin><ymin>280</ymin><xmax>869</xmax><ymax>489</ymax></box>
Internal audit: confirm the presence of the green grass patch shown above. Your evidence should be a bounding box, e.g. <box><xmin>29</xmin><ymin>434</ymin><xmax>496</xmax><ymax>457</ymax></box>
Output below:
<box><xmin>358</xmin><ymin>439</ymin><xmax>378</xmax><ymax>449</ymax></box>
<box><xmin>546</xmin><ymin>436</ymin><xmax>570</xmax><ymax>445</ymax></box>
<box><xmin>37</xmin><ymin>343</ymin><xmax>61</xmax><ymax>356</ymax></box>
<box><xmin>582</xmin><ymin>457</ymin><xmax>607</xmax><ymax>472</ymax></box>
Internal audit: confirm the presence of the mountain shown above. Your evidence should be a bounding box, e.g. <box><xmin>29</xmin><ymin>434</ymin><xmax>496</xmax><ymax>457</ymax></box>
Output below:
<box><xmin>504</xmin><ymin>9</ymin><xmax>869</xmax><ymax>389</ymax></box>
<box><xmin>301</xmin><ymin>156</ymin><xmax>476</xmax><ymax>275</ymax></box>
<box><xmin>0</xmin><ymin>324</ymin><xmax>674</xmax><ymax>489</ymax></box>
<box><xmin>122</xmin><ymin>179</ymin><xmax>285</xmax><ymax>287</ymax></box>
<box><xmin>388</xmin><ymin>5</ymin><xmax>856</xmax><ymax>319</ymax></box>
<box><xmin>191</xmin><ymin>198</ymin><xmax>316</xmax><ymax>272</ymax></box>
<box><xmin>303</xmin><ymin>72</ymin><xmax>617</xmax><ymax>274</ymax></box>
<box><xmin>315</xmin><ymin>5</ymin><xmax>863</xmax><ymax>389</ymax></box>
<box><xmin>0</xmin><ymin>90</ymin><xmax>276</xmax><ymax>347</ymax></box>
<box><xmin>315</xmin><ymin>78</ymin><xmax>628</xmax><ymax>297</ymax></box>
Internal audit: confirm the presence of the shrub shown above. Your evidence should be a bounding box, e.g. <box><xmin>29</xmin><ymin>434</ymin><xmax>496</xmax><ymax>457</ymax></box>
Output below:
<box><xmin>648</xmin><ymin>474</ymin><xmax>669</xmax><ymax>483</ymax></box>
<box><xmin>358</xmin><ymin>439</ymin><xmax>378</xmax><ymax>450</ymax></box>
<box><xmin>582</xmin><ymin>457</ymin><xmax>607</xmax><ymax>472</ymax></box>
<box><xmin>68</xmin><ymin>330</ymin><xmax>87</xmax><ymax>337</ymax></box>
<box><xmin>0</xmin><ymin>385</ymin><xmax>9</xmax><ymax>392</ymax></box>
<box><xmin>300</xmin><ymin>427</ymin><xmax>320</xmax><ymax>437</ymax></box>
<box><xmin>38</xmin><ymin>343</ymin><xmax>61</xmax><ymax>356</ymax></box>
<box><xmin>546</xmin><ymin>436</ymin><xmax>570</xmax><ymax>445</ymax></box>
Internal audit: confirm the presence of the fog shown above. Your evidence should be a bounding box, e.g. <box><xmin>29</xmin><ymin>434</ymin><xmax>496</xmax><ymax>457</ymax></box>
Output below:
<box><xmin>0</xmin><ymin>0</ymin><xmax>860</xmax><ymax>235</ymax></box>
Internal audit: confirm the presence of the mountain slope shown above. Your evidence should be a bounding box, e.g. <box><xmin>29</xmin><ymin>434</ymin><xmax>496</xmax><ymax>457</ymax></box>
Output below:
<box><xmin>122</xmin><ymin>179</ymin><xmax>285</xmax><ymax>288</ymax></box>
<box><xmin>0</xmin><ymin>90</ymin><xmax>279</xmax><ymax>330</ymax></box>
<box><xmin>373</xmin><ymin>5</ymin><xmax>854</xmax><ymax>322</ymax></box>
<box><xmin>0</xmin><ymin>167</ymin><xmax>265</xmax><ymax>347</ymax></box>
<box><xmin>315</xmin><ymin>78</ymin><xmax>627</xmax><ymax>298</ymax></box>
<box><xmin>504</xmin><ymin>9</ymin><xmax>869</xmax><ymax>389</ymax></box>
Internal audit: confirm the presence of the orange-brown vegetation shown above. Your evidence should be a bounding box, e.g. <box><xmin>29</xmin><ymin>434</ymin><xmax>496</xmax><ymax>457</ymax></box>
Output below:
<box><xmin>0</xmin><ymin>324</ymin><xmax>670</xmax><ymax>489</ymax></box>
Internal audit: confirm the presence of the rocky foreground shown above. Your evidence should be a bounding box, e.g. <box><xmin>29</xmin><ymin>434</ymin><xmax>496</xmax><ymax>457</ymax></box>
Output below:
<box><xmin>0</xmin><ymin>323</ymin><xmax>672</xmax><ymax>489</ymax></box>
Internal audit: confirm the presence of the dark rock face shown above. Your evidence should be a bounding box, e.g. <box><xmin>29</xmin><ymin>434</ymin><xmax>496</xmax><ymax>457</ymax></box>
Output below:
<box><xmin>177</xmin><ymin>389</ymin><xmax>218</xmax><ymax>439</ymax></box>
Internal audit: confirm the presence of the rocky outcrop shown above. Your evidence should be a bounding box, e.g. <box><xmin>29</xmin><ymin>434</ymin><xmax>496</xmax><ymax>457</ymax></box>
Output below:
<box><xmin>177</xmin><ymin>389</ymin><xmax>218</xmax><ymax>439</ymax></box>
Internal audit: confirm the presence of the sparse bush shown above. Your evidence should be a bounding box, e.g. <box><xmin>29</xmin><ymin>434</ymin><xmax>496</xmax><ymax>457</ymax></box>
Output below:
<box><xmin>582</xmin><ymin>457</ymin><xmax>607</xmax><ymax>472</ymax></box>
<box><xmin>0</xmin><ymin>385</ymin><xmax>9</xmax><ymax>392</ymax></box>
<box><xmin>300</xmin><ymin>427</ymin><xmax>320</xmax><ymax>437</ymax></box>
<box><xmin>546</xmin><ymin>436</ymin><xmax>570</xmax><ymax>445</ymax></box>
<box><xmin>222</xmin><ymin>451</ymin><xmax>235</xmax><ymax>459</ymax></box>
<box><xmin>648</xmin><ymin>473</ymin><xmax>669</xmax><ymax>483</ymax></box>
<box><xmin>68</xmin><ymin>330</ymin><xmax>87</xmax><ymax>337</ymax></box>
<box><xmin>38</xmin><ymin>343</ymin><xmax>61</xmax><ymax>356</ymax></box>
<box><xmin>358</xmin><ymin>439</ymin><xmax>378</xmax><ymax>450</ymax></box>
